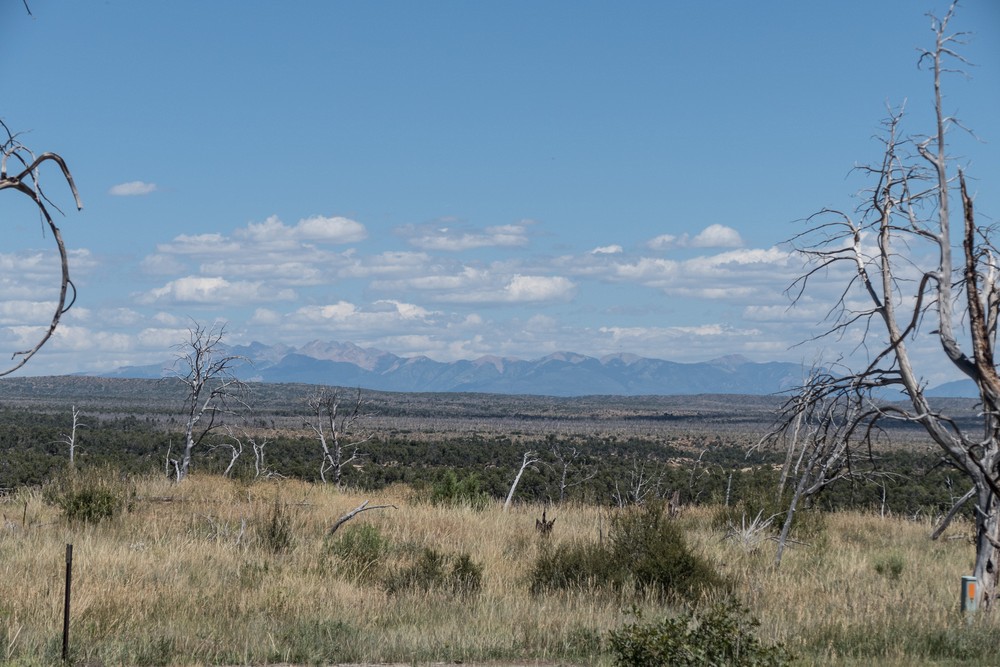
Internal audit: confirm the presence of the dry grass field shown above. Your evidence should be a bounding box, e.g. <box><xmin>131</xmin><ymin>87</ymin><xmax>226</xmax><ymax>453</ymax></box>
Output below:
<box><xmin>1</xmin><ymin>473</ymin><xmax>998</xmax><ymax>666</ymax></box>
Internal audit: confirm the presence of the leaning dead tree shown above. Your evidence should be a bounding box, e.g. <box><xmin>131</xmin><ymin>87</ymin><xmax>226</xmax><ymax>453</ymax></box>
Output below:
<box><xmin>1</xmin><ymin>120</ymin><xmax>82</xmax><ymax>376</ymax></box>
<box><xmin>759</xmin><ymin>375</ymin><xmax>887</xmax><ymax>567</ymax></box>
<box><xmin>504</xmin><ymin>450</ymin><xmax>540</xmax><ymax>511</ymax></box>
<box><xmin>168</xmin><ymin>322</ymin><xmax>248</xmax><ymax>482</ymax></box>
<box><xmin>306</xmin><ymin>387</ymin><xmax>371</xmax><ymax>487</ymax></box>
<box><xmin>777</xmin><ymin>5</ymin><xmax>1000</xmax><ymax>607</ymax></box>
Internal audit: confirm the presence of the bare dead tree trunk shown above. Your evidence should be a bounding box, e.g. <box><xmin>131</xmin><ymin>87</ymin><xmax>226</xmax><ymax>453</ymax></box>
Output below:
<box><xmin>307</xmin><ymin>388</ymin><xmax>370</xmax><ymax>488</ymax></box>
<box><xmin>171</xmin><ymin>322</ymin><xmax>248</xmax><ymax>481</ymax></box>
<box><xmin>777</xmin><ymin>4</ymin><xmax>1000</xmax><ymax>607</ymax></box>
<box><xmin>550</xmin><ymin>443</ymin><xmax>597</xmax><ymax>504</ymax></box>
<box><xmin>504</xmin><ymin>451</ymin><xmax>539</xmax><ymax>511</ymax></box>
<box><xmin>58</xmin><ymin>406</ymin><xmax>83</xmax><ymax>470</ymax></box>
<box><xmin>328</xmin><ymin>500</ymin><xmax>397</xmax><ymax>535</ymax></box>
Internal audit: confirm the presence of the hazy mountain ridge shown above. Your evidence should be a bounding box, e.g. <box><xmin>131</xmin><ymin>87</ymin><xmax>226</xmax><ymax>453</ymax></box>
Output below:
<box><xmin>91</xmin><ymin>340</ymin><xmax>816</xmax><ymax>397</ymax></box>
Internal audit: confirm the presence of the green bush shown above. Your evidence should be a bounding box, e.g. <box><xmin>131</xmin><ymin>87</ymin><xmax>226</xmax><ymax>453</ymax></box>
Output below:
<box><xmin>384</xmin><ymin>547</ymin><xmax>483</xmax><ymax>596</ymax></box>
<box><xmin>329</xmin><ymin>523</ymin><xmax>390</xmax><ymax>582</ymax></box>
<box><xmin>530</xmin><ymin>541</ymin><xmax>619</xmax><ymax>594</ymax></box>
<box><xmin>530</xmin><ymin>502</ymin><xmax>721</xmax><ymax>600</ymax></box>
<box><xmin>608</xmin><ymin>603</ymin><xmax>791</xmax><ymax>667</ymax></box>
<box><xmin>610</xmin><ymin>503</ymin><xmax>722</xmax><ymax>598</ymax></box>
<box><xmin>44</xmin><ymin>468</ymin><xmax>134</xmax><ymax>523</ymax></box>
<box><xmin>430</xmin><ymin>470</ymin><xmax>490</xmax><ymax>508</ymax></box>
<box><xmin>873</xmin><ymin>552</ymin><xmax>905</xmax><ymax>581</ymax></box>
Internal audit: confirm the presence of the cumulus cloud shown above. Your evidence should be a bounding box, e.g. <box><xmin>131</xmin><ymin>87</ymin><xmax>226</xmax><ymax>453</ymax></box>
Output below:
<box><xmin>142</xmin><ymin>214</ymin><xmax>366</xmax><ymax>291</ymax></box>
<box><xmin>690</xmin><ymin>224</ymin><xmax>744</xmax><ymax>248</ymax></box>
<box><xmin>239</xmin><ymin>214</ymin><xmax>367</xmax><ymax>245</ymax></box>
<box><xmin>436</xmin><ymin>275</ymin><xmax>576</xmax><ymax>304</ymax></box>
<box><xmin>647</xmin><ymin>234</ymin><xmax>678</xmax><ymax>251</ymax></box>
<box><xmin>373</xmin><ymin>264</ymin><xmax>576</xmax><ymax>305</ymax></box>
<box><xmin>108</xmin><ymin>181</ymin><xmax>158</xmax><ymax>196</ymax></box>
<box><xmin>399</xmin><ymin>219</ymin><xmax>532</xmax><ymax>251</ymax></box>
<box><xmin>0</xmin><ymin>300</ymin><xmax>60</xmax><ymax>325</ymax></box>
<box><xmin>136</xmin><ymin>276</ymin><xmax>296</xmax><ymax>305</ymax></box>
<box><xmin>590</xmin><ymin>245</ymin><xmax>623</xmax><ymax>255</ymax></box>
<box><xmin>646</xmin><ymin>224</ymin><xmax>744</xmax><ymax>250</ymax></box>
<box><xmin>281</xmin><ymin>300</ymin><xmax>448</xmax><ymax>336</ymax></box>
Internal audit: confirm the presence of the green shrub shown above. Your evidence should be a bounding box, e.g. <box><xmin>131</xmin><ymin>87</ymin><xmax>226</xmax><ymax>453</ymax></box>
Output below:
<box><xmin>530</xmin><ymin>541</ymin><xmax>619</xmax><ymax>593</ymax></box>
<box><xmin>329</xmin><ymin>523</ymin><xmax>390</xmax><ymax>581</ymax></box>
<box><xmin>531</xmin><ymin>502</ymin><xmax>721</xmax><ymax>600</ymax></box>
<box><xmin>384</xmin><ymin>547</ymin><xmax>483</xmax><ymax>596</ymax></box>
<box><xmin>448</xmin><ymin>552</ymin><xmax>484</xmax><ymax>596</ymax></box>
<box><xmin>44</xmin><ymin>468</ymin><xmax>134</xmax><ymax>523</ymax></box>
<box><xmin>873</xmin><ymin>552</ymin><xmax>905</xmax><ymax>580</ymax></box>
<box><xmin>608</xmin><ymin>603</ymin><xmax>791</xmax><ymax>667</ymax></box>
<box><xmin>610</xmin><ymin>503</ymin><xmax>722</xmax><ymax>598</ymax></box>
<box><xmin>430</xmin><ymin>470</ymin><xmax>491</xmax><ymax>508</ymax></box>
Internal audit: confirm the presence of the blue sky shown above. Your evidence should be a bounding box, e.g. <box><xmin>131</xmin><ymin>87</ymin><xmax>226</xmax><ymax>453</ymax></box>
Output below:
<box><xmin>1</xmin><ymin>1</ymin><xmax>998</xmax><ymax>383</ymax></box>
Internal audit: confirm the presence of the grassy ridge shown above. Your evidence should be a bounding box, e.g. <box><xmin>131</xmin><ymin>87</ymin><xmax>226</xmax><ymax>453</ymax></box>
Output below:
<box><xmin>0</xmin><ymin>473</ymin><xmax>997</xmax><ymax>666</ymax></box>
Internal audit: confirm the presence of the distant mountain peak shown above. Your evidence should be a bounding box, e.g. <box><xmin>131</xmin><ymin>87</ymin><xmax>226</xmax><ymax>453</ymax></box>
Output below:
<box><xmin>542</xmin><ymin>351</ymin><xmax>591</xmax><ymax>364</ymax></box>
<box><xmin>474</xmin><ymin>355</ymin><xmax>509</xmax><ymax>373</ymax></box>
<box><xmin>93</xmin><ymin>339</ymin><xmax>806</xmax><ymax>397</ymax></box>
<box><xmin>708</xmin><ymin>354</ymin><xmax>751</xmax><ymax>370</ymax></box>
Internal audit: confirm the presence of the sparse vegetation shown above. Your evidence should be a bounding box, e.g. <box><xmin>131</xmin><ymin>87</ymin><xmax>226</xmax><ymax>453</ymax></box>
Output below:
<box><xmin>0</xmin><ymin>472</ymin><xmax>993</xmax><ymax>665</ymax></box>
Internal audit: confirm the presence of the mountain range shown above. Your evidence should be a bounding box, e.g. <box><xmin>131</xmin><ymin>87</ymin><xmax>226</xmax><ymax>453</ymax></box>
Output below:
<box><xmin>95</xmin><ymin>340</ymin><xmax>810</xmax><ymax>397</ymax></box>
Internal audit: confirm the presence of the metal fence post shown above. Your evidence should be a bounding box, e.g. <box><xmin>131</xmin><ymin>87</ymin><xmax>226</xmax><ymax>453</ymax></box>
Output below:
<box><xmin>62</xmin><ymin>544</ymin><xmax>73</xmax><ymax>661</ymax></box>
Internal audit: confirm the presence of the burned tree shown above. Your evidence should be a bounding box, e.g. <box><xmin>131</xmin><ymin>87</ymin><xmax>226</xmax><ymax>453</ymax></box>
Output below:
<box><xmin>778</xmin><ymin>5</ymin><xmax>1000</xmax><ymax>606</ymax></box>
<box><xmin>306</xmin><ymin>387</ymin><xmax>371</xmax><ymax>487</ymax></box>
<box><xmin>1</xmin><ymin>121</ymin><xmax>81</xmax><ymax>376</ymax></box>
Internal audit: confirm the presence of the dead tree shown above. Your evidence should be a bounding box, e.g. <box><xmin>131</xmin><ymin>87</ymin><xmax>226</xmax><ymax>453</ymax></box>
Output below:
<box><xmin>779</xmin><ymin>4</ymin><xmax>1000</xmax><ymax>607</ymax></box>
<box><xmin>220</xmin><ymin>423</ymin><xmax>275</xmax><ymax>479</ymax></box>
<box><xmin>306</xmin><ymin>387</ymin><xmax>371</xmax><ymax>487</ymax></box>
<box><xmin>168</xmin><ymin>322</ymin><xmax>247</xmax><ymax>482</ymax></box>
<box><xmin>549</xmin><ymin>443</ymin><xmax>597</xmax><ymax>504</ymax></box>
<box><xmin>57</xmin><ymin>406</ymin><xmax>85</xmax><ymax>470</ymax></box>
<box><xmin>613</xmin><ymin>454</ymin><xmax>664</xmax><ymax>507</ymax></box>
<box><xmin>759</xmin><ymin>381</ymin><xmax>888</xmax><ymax>566</ymax></box>
<box><xmin>504</xmin><ymin>450</ymin><xmax>540</xmax><ymax>510</ymax></box>
<box><xmin>0</xmin><ymin>120</ymin><xmax>81</xmax><ymax>376</ymax></box>
<box><xmin>329</xmin><ymin>499</ymin><xmax>397</xmax><ymax>535</ymax></box>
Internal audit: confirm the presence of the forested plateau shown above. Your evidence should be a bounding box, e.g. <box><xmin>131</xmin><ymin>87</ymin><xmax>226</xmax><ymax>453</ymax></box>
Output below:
<box><xmin>0</xmin><ymin>375</ymin><xmax>971</xmax><ymax>517</ymax></box>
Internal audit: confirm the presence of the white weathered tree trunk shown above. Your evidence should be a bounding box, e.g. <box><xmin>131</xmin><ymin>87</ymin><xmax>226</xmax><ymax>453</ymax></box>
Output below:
<box><xmin>504</xmin><ymin>451</ymin><xmax>538</xmax><ymax>511</ymax></box>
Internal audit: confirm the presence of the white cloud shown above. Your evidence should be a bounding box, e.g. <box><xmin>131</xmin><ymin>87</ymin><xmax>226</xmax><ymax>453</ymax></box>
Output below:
<box><xmin>108</xmin><ymin>181</ymin><xmax>158</xmax><ymax>196</ymax></box>
<box><xmin>504</xmin><ymin>275</ymin><xmax>575</xmax><ymax>302</ymax></box>
<box><xmin>137</xmin><ymin>276</ymin><xmax>296</xmax><ymax>305</ymax></box>
<box><xmin>647</xmin><ymin>234</ymin><xmax>678</xmax><ymax>251</ymax></box>
<box><xmin>240</xmin><ymin>214</ymin><xmax>367</xmax><ymax>245</ymax></box>
<box><xmin>691</xmin><ymin>224</ymin><xmax>744</xmax><ymax>248</ymax></box>
<box><xmin>590</xmin><ymin>245</ymin><xmax>623</xmax><ymax>255</ymax></box>
<box><xmin>156</xmin><ymin>233</ymin><xmax>239</xmax><ymax>256</ymax></box>
<box><xmin>0</xmin><ymin>300</ymin><xmax>59</xmax><ymax>325</ymax></box>
<box><xmin>400</xmin><ymin>219</ymin><xmax>532</xmax><ymax>251</ymax></box>
<box><xmin>295</xmin><ymin>215</ymin><xmax>367</xmax><ymax>243</ymax></box>
<box><xmin>249</xmin><ymin>308</ymin><xmax>281</xmax><ymax>325</ymax></box>
<box><xmin>646</xmin><ymin>224</ymin><xmax>743</xmax><ymax>250</ymax></box>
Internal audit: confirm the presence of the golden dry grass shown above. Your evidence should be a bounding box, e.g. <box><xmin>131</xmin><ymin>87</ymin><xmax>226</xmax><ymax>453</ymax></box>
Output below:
<box><xmin>0</xmin><ymin>474</ymin><xmax>997</xmax><ymax>666</ymax></box>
